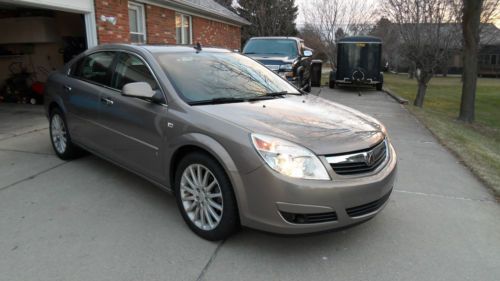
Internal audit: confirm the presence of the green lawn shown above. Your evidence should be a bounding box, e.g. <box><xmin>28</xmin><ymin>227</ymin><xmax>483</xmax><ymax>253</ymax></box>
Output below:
<box><xmin>384</xmin><ymin>74</ymin><xmax>500</xmax><ymax>196</ymax></box>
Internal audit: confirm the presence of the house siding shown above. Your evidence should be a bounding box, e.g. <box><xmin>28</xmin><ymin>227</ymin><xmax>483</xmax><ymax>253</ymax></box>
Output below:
<box><xmin>192</xmin><ymin>16</ymin><xmax>241</xmax><ymax>50</ymax></box>
<box><xmin>94</xmin><ymin>0</ymin><xmax>241</xmax><ymax>49</ymax></box>
<box><xmin>145</xmin><ymin>4</ymin><xmax>176</xmax><ymax>44</ymax></box>
<box><xmin>94</xmin><ymin>0</ymin><xmax>130</xmax><ymax>44</ymax></box>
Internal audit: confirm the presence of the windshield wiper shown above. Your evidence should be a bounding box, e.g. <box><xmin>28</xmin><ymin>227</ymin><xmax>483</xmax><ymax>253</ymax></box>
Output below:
<box><xmin>266</xmin><ymin>91</ymin><xmax>304</xmax><ymax>97</ymax></box>
<box><xmin>188</xmin><ymin>97</ymin><xmax>247</xmax><ymax>106</ymax></box>
<box><xmin>265</xmin><ymin>91</ymin><xmax>289</xmax><ymax>97</ymax></box>
<box><xmin>189</xmin><ymin>94</ymin><xmax>288</xmax><ymax>106</ymax></box>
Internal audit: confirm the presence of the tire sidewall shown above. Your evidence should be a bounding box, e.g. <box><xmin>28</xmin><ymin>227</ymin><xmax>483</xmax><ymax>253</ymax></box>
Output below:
<box><xmin>49</xmin><ymin>109</ymin><xmax>68</xmax><ymax>158</ymax></box>
<box><xmin>174</xmin><ymin>152</ymin><xmax>239</xmax><ymax>241</ymax></box>
<box><xmin>49</xmin><ymin>108</ymin><xmax>81</xmax><ymax>160</ymax></box>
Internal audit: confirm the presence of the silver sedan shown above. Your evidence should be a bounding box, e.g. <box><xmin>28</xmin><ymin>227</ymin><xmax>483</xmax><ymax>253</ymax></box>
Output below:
<box><xmin>44</xmin><ymin>44</ymin><xmax>397</xmax><ymax>240</ymax></box>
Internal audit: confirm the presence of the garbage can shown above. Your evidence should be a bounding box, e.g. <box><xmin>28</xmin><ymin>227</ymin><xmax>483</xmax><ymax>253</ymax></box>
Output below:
<box><xmin>310</xmin><ymin>60</ymin><xmax>323</xmax><ymax>87</ymax></box>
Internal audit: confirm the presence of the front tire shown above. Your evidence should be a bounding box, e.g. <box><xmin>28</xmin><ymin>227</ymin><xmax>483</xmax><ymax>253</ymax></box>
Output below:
<box><xmin>49</xmin><ymin>108</ymin><xmax>84</xmax><ymax>160</ymax></box>
<box><xmin>304</xmin><ymin>78</ymin><xmax>312</xmax><ymax>92</ymax></box>
<box><xmin>174</xmin><ymin>152</ymin><xmax>239</xmax><ymax>241</ymax></box>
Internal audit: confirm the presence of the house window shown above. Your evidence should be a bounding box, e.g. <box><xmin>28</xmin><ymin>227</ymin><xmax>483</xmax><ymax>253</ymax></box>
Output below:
<box><xmin>129</xmin><ymin>2</ymin><xmax>146</xmax><ymax>43</ymax></box>
<box><xmin>491</xmin><ymin>55</ymin><xmax>497</xmax><ymax>65</ymax></box>
<box><xmin>176</xmin><ymin>13</ymin><xmax>192</xmax><ymax>44</ymax></box>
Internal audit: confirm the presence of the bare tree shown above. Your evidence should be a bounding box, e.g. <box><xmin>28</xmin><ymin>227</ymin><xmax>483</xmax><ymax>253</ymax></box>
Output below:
<box><xmin>302</xmin><ymin>0</ymin><xmax>375</xmax><ymax>67</ymax></box>
<box><xmin>382</xmin><ymin>0</ymin><xmax>460</xmax><ymax>107</ymax></box>
<box><xmin>300</xmin><ymin>23</ymin><xmax>327</xmax><ymax>61</ymax></box>
<box><xmin>370</xmin><ymin>17</ymin><xmax>401</xmax><ymax>71</ymax></box>
<box><xmin>458</xmin><ymin>0</ymin><xmax>500</xmax><ymax>122</ymax></box>
<box><xmin>458</xmin><ymin>0</ymin><xmax>483</xmax><ymax>122</ymax></box>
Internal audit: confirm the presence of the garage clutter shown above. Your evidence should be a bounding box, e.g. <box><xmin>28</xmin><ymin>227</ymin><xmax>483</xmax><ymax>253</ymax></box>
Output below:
<box><xmin>0</xmin><ymin>9</ymin><xmax>86</xmax><ymax>105</ymax></box>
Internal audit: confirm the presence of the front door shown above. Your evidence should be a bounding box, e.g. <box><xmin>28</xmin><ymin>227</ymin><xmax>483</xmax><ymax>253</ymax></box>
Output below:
<box><xmin>97</xmin><ymin>52</ymin><xmax>168</xmax><ymax>181</ymax></box>
<box><xmin>65</xmin><ymin>51</ymin><xmax>116</xmax><ymax>150</ymax></box>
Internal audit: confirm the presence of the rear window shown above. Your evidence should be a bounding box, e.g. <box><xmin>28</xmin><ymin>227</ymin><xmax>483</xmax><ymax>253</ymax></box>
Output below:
<box><xmin>243</xmin><ymin>39</ymin><xmax>298</xmax><ymax>58</ymax></box>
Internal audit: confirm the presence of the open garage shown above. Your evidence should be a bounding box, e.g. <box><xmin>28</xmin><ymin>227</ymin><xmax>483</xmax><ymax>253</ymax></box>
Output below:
<box><xmin>0</xmin><ymin>0</ymin><xmax>96</xmax><ymax>107</ymax></box>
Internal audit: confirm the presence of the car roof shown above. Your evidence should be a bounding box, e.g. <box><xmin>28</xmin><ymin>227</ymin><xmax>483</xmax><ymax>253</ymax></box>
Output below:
<box><xmin>247</xmin><ymin>37</ymin><xmax>303</xmax><ymax>42</ymax></box>
<box><xmin>337</xmin><ymin>36</ymin><xmax>382</xmax><ymax>43</ymax></box>
<box><xmin>90</xmin><ymin>44</ymin><xmax>232</xmax><ymax>54</ymax></box>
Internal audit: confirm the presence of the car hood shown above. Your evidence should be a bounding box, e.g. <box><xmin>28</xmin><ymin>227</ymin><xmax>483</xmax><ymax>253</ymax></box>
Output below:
<box><xmin>245</xmin><ymin>53</ymin><xmax>294</xmax><ymax>62</ymax></box>
<box><xmin>196</xmin><ymin>94</ymin><xmax>386</xmax><ymax>155</ymax></box>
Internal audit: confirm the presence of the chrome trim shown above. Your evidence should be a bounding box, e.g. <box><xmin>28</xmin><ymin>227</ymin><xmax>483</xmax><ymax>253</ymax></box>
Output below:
<box><xmin>66</xmin><ymin>49</ymin><xmax>168</xmax><ymax>105</ymax></box>
<box><xmin>325</xmin><ymin>139</ymin><xmax>389</xmax><ymax>175</ymax></box>
<box><xmin>265</xmin><ymin>65</ymin><xmax>280</xmax><ymax>71</ymax></box>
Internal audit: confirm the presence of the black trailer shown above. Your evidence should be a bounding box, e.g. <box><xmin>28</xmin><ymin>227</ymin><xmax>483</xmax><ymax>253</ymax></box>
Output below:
<box><xmin>329</xmin><ymin>36</ymin><xmax>383</xmax><ymax>91</ymax></box>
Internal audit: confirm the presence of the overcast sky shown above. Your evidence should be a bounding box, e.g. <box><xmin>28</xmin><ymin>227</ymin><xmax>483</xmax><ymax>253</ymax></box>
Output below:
<box><xmin>294</xmin><ymin>0</ymin><xmax>500</xmax><ymax>29</ymax></box>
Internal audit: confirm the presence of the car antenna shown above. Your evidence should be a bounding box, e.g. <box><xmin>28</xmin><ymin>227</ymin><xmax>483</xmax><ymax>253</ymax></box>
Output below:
<box><xmin>194</xmin><ymin>42</ymin><xmax>202</xmax><ymax>52</ymax></box>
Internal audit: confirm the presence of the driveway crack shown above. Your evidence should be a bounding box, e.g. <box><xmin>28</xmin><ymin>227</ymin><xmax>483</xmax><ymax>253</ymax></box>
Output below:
<box><xmin>0</xmin><ymin>127</ymin><xmax>48</xmax><ymax>141</ymax></box>
<box><xmin>196</xmin><ymin>239</ymin><xmax>225</xmax><ymax>281</ymax></box>
<box><xmin>0</xmin><ymin>148</ymin><xmax>54</xmax><ymax>156</ymax></box>
<box><xmin>394</xmin><ymin>189</ymin><xmax>497</xmax><ymax>203</ymax></box>
<box><xmin>0</xmin><ymin>162</ymin><xmax>68</xmax><ymax>192</ymax></box>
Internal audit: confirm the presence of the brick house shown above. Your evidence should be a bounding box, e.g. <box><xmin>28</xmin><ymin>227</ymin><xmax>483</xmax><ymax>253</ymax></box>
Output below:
<box><xmin>95</xmin><ymin>0</ymin><xmax>250</xmax><ymax>49</ymax></box>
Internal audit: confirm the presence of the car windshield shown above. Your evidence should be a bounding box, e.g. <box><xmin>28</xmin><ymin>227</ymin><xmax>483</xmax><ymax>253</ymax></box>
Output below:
<box><xmin>243</xmin><ymin>39</ymin><xmax>298</xmax><ymax>58</ymax></box>
<box><xmin>155</xmin><ymin>52</ymin><xmax>299</xmax><ymax>104</ymax></box>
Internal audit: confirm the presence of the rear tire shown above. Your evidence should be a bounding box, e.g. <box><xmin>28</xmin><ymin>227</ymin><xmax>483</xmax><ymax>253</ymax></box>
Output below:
<box><xmin>49</xmin><ymin>108</ymin><xmax>84</xmax><ymax>160</ymax></box>
<box><xmin>174</xmin><ymin>152</ymin><xmax>239</xmax><ymax>241</ymax></box>
<box><xmin>376</xmin><ymin>83</ymin><xmax>383</xmax><ymax>91</ymax></box>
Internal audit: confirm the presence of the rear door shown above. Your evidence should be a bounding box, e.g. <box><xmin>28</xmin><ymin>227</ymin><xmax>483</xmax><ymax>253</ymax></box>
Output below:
<box><xmin>65</xmin><ymin>51</ymin><xmax>116</xmax><ymax>150</ymax></box>
<box><xmin>97</xmin><ymin>51</ymin><xmax>168</xmax><ymax>181</ymax></box>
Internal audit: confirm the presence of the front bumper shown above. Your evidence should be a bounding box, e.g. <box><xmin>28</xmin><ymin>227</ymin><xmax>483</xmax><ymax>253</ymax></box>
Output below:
<box><xmin>235</xmin><ymin>143</ymin><xmax>397</xmax><ymax>234</ymax></box>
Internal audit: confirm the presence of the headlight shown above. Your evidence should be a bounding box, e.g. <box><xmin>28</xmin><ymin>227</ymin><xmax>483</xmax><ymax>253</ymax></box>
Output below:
<box><xmin>251</xmin><ymin>134</ymin><xmax>330</xmax><ymax>180</ymax></box>
<box><xmin>279</xmin><ymin>64</ymin><xmax>293</xmax><ymax>72</ymax></box>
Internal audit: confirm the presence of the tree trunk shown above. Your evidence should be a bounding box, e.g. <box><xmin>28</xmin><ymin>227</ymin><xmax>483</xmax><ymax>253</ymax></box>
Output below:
<box><xmin>458</xmin><ymin>0</ymin><xmax>483</xmax><ymax>123</ymax></box>
<box><xmin>414</xmin><ymin>81</ymin><xmax>427</xmax><ymax>107</ymax></box>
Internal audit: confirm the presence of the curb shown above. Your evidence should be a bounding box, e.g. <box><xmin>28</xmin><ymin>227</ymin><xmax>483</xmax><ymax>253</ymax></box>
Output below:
<box><xmin>383</xmin><ymin>87</ymin><xmax>409</xmax><ymax>104</ymax></box>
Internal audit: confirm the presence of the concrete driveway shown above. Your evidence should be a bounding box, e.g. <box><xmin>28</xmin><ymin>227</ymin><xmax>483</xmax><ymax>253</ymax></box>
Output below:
<box><xmin>1</xmin><ymin>88</ymin><xmax>499</xmax><ymax>281</ymax></box>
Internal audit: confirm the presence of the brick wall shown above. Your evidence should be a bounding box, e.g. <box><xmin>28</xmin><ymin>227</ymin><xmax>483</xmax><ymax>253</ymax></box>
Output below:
<box><xmin>94</xmin><ymin>0</ymin><xmax>130</xmax><ymax>44</ymax></box>
<box><xmin>192</xmin><ymin>17</ymin><xmax>241</xmax><ymax>50</ymax></box>
<box><xmin>94</xmin><ymin>0</ymin><xmax>242</xmax><ymax>49</ymax></box>
<box><xmin>145</xmin><ymin>4</ymin><xmax>176</xmax><ymax>44</ymax></box>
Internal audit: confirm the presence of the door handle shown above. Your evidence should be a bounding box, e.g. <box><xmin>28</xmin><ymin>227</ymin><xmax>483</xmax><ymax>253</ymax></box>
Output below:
<box><xmin>63</xmin><ymin>85</ymin><xmax>72</xmax><ymax>92</ymax></box>
<box><xmin>100</xmin><ymin>97</ymin><xmax>114</xmax><ymax>106</ymax></box>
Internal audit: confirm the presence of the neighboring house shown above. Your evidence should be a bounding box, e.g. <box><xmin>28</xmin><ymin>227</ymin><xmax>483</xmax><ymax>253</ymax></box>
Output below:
<box><xmin>371</xmin><ymin>21</ymin><xmax>500</xmax><ymax>77</ymax></box>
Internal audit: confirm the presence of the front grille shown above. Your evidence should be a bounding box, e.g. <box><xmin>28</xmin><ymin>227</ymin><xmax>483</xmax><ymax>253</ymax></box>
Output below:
<box><xmin>281</xmin><ymin>211</ymin><xmax>338</xmax><ymax>224</ymax></box>
<box><xmin>345</xmin><ymin>190</ymin><xmax>392</xmax><ymax>217</ymax></box>
<box><xmin>326</xmin><ymin>139</ymin><xmax>388</xmax><ymax>175</ymax></box>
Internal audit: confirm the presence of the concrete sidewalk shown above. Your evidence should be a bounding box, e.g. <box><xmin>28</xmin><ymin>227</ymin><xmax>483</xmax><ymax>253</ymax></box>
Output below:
<box><xmin>0</xmin><ymin>90</ymin><xmax>499</xmax><ymax>281</ymax></box>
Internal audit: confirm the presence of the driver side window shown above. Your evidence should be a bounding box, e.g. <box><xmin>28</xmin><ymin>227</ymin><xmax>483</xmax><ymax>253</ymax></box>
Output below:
<box><xmin>73</xmin><ymin>52</ymin><xmax>115</xmax><ymax>86</ymax></box>
<box><xmin>112</xmin><ymin>53</ymin><xmax>159</xmax><ymax>91</ymax></box>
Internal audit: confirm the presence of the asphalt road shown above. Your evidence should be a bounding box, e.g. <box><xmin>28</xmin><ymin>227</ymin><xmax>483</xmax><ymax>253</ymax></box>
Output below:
<box><xmin>1</xmin><ymin>88</ymin><xmax>499</xmax><ymax>281</ymax></box>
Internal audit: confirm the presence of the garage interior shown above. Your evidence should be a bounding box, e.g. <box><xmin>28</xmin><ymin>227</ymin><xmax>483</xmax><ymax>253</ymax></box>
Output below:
<box><xmin>0</xmin><ymin>3</ymin><xmax>87</xmax><ymax>105</ymax></box>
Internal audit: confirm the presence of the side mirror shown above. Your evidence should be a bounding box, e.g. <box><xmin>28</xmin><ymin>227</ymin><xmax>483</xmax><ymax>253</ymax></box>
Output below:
<box><xmin>303</xmin><ymin>50</ymin><xmax>313</xmax><ymax>57</ymax></box>
<box><xmin>122</xmin><ymin>82</ymin><xmax>155</xmax><ymax>99</ymax></box>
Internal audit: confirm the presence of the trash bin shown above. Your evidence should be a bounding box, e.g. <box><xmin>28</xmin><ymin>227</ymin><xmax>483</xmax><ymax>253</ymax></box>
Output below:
<box><xmin>310</xmin><ymin>60</ymin><xmax>323</xmax><ymax>87</ymax></box>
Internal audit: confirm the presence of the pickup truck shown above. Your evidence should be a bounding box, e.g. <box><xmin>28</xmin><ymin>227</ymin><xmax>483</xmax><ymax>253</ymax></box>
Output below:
<box><xmin>242</xmin><ymin>37</ymin><xmax>313</xmax><ymax>92</ymax></box>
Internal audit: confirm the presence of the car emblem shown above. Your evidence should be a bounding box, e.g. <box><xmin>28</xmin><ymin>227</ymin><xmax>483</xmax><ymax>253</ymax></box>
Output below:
<box><xmin>364</xmin><ymin>151</ymin><xmax>375</xmax><ymax>166</ymax></box>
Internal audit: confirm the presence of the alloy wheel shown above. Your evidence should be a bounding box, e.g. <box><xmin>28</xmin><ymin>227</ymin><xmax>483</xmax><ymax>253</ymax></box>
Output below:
<box><xmin>51</xmin><ymin>114</ymin><xmax>67</xmax><ymax>154</ymax></box>
<box><xmin>180</xmin><ymin>164</ymin><xmax>224</xmax><ymax>231</ymax></box>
